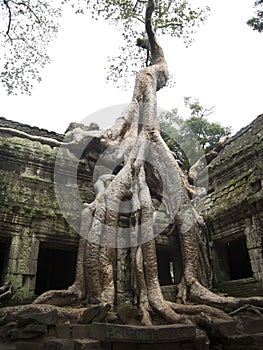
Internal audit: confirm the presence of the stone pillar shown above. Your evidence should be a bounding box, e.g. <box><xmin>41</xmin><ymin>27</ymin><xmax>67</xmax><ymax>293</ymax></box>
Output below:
<box><xmin>5</xmin><ymin>227</ymin><xmax>40</xmax><ymax>300</ymax></box>
<box><xmin>245</xmin><ymin>221</ymin><xmax>263</xmax><ymax>282</ymax></box>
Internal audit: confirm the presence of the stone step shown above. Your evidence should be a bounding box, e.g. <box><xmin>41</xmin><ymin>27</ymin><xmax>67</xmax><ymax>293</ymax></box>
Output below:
<box><xmin>89</xmin><ymin>322</ymin><xmax>196</xmax><ymax>343</ymax></box>
<box><xmin>222</xmin><ymin>332</ymin><xmax>263</xmax><ymax>350</ymax></box>
<box><xmin>5</xmin><ymin>337</ymin><xmax>101</xmax><ymax>350</ymax></box>
<box><xmin>44</xmin><ymin>338</ymin><xmax>74</xmax><ymax>350</ymax></box>
<box><xmin>15</xmin><ymin>342</ymin><xmax>44</xmax><ymax>350</ymax></box>
<box><xmin>53</xmin><ymin>324</ymin><xmax>90</xmax><ymax>339</ymax></box>
<box><xmin>74</xmin><ymin>338</ymin><xmax>101</xmax><ymax>350</ymax></box>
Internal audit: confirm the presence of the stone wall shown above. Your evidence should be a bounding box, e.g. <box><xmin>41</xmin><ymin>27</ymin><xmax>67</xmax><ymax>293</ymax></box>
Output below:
<box><xmin>200</xmin><ymin>114</ymin><xmax>263</xmax><ymax>296</ymax></box>
<box><xmin>0</xmin><ymin>114</ymin><xmax>262</xmax><ymax>302</ymax></box>
<box><xmin>0</xmin><ymin>118</ymin><xmax>96</xmax><ymax>301</ymax></box>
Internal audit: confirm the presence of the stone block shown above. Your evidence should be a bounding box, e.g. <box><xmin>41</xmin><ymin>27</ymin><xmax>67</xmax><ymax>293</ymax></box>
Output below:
<box><xmin>89</xmin><ymin>323</ymin><xmax>196</xmax><ymax>343</ymax></box>
<box><xmin>17</xmin><ymin>310</ymin><xmax>58</xmax><ymax>327</ymax></box>
<box><xmin>222</xmin><ymin>333</ymin><xmax>263</xmax><ymax>350</ymax></box>
<box><xmin>189</xmin><ymin>329</ymin><xmax>210</xmax><ymax>350</ymax></box>
<box><xmin>71</xmin><ymin>325</ymin><xmax>89</xmax><ymax>339</ymax></box>
<box><xmin>245</xmin><ymin>226</ymin><xmax>261</xmax><ymax>249</ymax></box>
<box><xmin>23</xmin><ymin>324</ymin><xmax>47</xmax><ymax>334</ymax></box>
<box><xmin>250</xmin><ymin>256</ymin><xmax>263</xmax><ymax>274</ymax></box>
<box><xmin>44</xmin><ymin>339</ymin><xmax>74</xmax><ymax>350</ymax></box>
<box><xmin>23</xmin><ymin>259</ymin><xmax>38</xmax><ymax>275</ymax></box>
<box><xmin>9</xmin><ymin>236</ymin><xmax>20</xmax><ymax>257</ymax></box>
<box><xmin>47</xmin><ymin>325</ymin><xmax>57</xmax><ymax>337</ymax></box>
<box><xmin>79</xmin><ymin>306</ymin><xmax>105</xmax><ymax>324</ymax></box>
<box><xmin>22</xmin><ymin>275</ymin><xmax>35</xmax><ymax>290</ymax></box>
<box><xmin>16</xmin><ymin>342</ymin><xmax>44</xmax><ymax>350</ymax></box>
<box><xmin>9</xmin><ymin>324</ymin><xmax>47</xmax><ymax>340</ymax></box>
<box><xmin>199</xmin><ymin>319</ymin><xmax>237</xmax><ymax>338</ymax></box>
<box><xmin>56</xmin><ymin>325</ymin><xmax>71</xmax><ymax>339</ymax></box>
<box><xmin>112</xmin><ymin>343</ymin><xmax>136</xmax><ymax>350</ymax></box>
<box><xmin>74</xmin><ymin>338</ymin><xmax>101</xmax><ymax>350</ymax></box>
<box><xmin>6</xmin><ymin>260</ymin><xmax>19</xmax><ymax>274</ymax></box>
<box><xmin>28</xmin><ymin>236</ymin><xmax>40</xmax><ymax>260</ymax></box>
<box><xmin>240</xmin><ymin>318</ymin><xmax>263</xmax><ymax>334</ymax></box>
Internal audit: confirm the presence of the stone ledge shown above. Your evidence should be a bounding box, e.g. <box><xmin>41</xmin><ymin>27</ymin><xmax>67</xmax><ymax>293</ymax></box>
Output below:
<box><xmin>89</xmin><ymin>323</ymin><xmax>196</xmax><ymax>343</ymax></box>
<box><xmin>74</xmin><ymin>338</ymin><xmax>101</xmax><ymax>350</ymax></box>
<box><xmin>222</xmin><ymin>332</ymin><xmax>263</xmax><ymax>349</ymax></box>
<box><xmin>199</xmin><ymin>319</ymin><xmax>237</xmax><ymax>338</ymax></box>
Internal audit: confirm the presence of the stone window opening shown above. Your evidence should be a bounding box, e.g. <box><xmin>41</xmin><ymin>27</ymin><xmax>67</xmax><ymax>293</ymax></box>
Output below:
<box><xmin>214</xmin><ymin>236</ymin><xmax>253</xmax><ymax>282</ymax></box>
<box><xmin>35</xmin><ymin>243</ymin><xmax>77</xmax><ymax>296</ymax></box>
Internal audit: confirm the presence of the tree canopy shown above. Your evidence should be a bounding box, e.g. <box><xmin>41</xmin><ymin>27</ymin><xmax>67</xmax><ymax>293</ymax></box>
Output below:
<box><xmin>247</xmin><ymin>0</ymin><xmax>263</xmax><ymax>32</ymax></box>
<box><xmin>0</xmin><ymin>0</ymin><xmax>62</xmax><ymax>94</ymax></box>
<box><xmin>183</xmin><ymin>97</ymin><xmax>231</xmax><ymax>152</ymax></box>
<box><xmin>159</xmin><ymin>97</ymin><xmax>231</xmax><ymax>170</ymax></box>
<box><xmin>0</xmin><ymin>0</ymin><xmax>209</xmax><ymax>94</ymax></box>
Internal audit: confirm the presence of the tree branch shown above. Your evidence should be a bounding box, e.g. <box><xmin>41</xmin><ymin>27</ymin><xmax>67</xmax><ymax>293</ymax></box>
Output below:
<box><xmin>200</xmin><ymin>105</ymin><xmax>215</xmax><ymax>118</ymax></box>
<box><xmin>0</xmin><ymin>127</ymin><xmax>63</xmax><ymax>147</ymax></box>
<box><xmin>145</xmin><ymin>0</ymin><xmax>165</xmax><ymax>65</ymax></box>
<box><xmin>10</xmin><ymin>0</ymin><xmax>41</xmax><ymax>23</ymax></box>
<box><xmin>4</xmin><ymin>0</ymin><xmax>13</xmax><ymax>40</ymax></box>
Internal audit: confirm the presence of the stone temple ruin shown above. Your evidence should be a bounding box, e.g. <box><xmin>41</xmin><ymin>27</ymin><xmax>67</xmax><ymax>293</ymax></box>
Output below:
<box><xmin>0</xmin><ymin>114</ymin><xmax>262</xmax><ymax>349</ymax></box>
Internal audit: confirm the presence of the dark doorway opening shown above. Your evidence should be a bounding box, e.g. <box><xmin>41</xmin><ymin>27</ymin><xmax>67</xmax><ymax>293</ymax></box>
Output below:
<box><xmin>227</xmin><ymin>237</ymin><xmax>253</xmax><ymax>280</ymax></box>
<box><xmin>0</xmin><ymin>240</ymin><xmax>9</xmax><ymax>285</ymax></box>
<box><xmin>157</xmin><ymin>236</ymin><xmax>183</xmax><ymax>286</ymax></box>
<box><xmin>215</xmin><ymin>236</ymin><xmax>253</xmax><ymax>282</ymax></box>
<box><xmin>35</xmin><ymin>244</ymin><xmax>77</xmax><ymax>295</ymax></box>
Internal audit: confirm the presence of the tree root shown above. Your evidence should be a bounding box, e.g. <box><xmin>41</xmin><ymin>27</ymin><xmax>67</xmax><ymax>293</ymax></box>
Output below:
<box><xmin>189</xmin><ymin>280</ymin><xmax>263</xmax><ymax>313</ymax></box>
<box><xmin>33</xmin><ymin>288</ymin><xmax>81</xmax><ymax>306</ymax></box>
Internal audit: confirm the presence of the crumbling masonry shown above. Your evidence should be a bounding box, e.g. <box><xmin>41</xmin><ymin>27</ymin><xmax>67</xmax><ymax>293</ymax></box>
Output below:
<box><xmin>0</xmin><ymin>114</ymin><xmax>262</xmax><ymax>303</ymax></box>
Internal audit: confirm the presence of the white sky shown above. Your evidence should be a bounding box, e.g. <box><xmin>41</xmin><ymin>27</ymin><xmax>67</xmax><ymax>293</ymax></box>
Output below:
<box><xmin>0</xmin><ymin>0</ymin><xmax>262</xmax><ymax>134</ymax></box>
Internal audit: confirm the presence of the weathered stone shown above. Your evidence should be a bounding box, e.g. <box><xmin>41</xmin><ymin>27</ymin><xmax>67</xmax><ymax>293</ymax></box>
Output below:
<box><xmin>239</xmin><ymin>317</ymin><xmax>263</xmax><ymax>334</ymax></box>
<box><xmin>79</xmin><ymin>306</ymin><xmax>104</xmax><ymax>324</ymax></box>
<box><xmin>0</xmin><ymin>117</ymin><xmax>94</xmax><ymax>301</ymax></box>
<box><xmin>44</xmin><ymin>339</ymin><xmax>74</xmax><ymax>350</ymax></box>
<box><xmin>103</xmin><ymin>312</ymin><xmax>119</xmax><ymax>324</ymax></box>
<box><xmin>199</xmin><ymin>114</ymin><xmax>263</xmax><ymax>297</ymax></box>
<box><xmin>0</xmin><ymin>322</ymin><xmax>17</xmax><ymax>339</ymax></box>
<box><xmin>22</xmin><ymin>259</ymin><xmax>38</xmax><ymax>276</ymax></box>
<box><xmin>92</xmin><ymin>304</ymin><xmax>111</xmax><ymax>323</ymax></box>
<box><xmin>71</xmin><ymin>324</ymin><xmax>90</xmax><ymax>339</ymax></box>
<box><xmin>17</xmin><ymin>310</ymin><xmax>59</xmax><ymax>327</ymax></box>
<box><xmin>89</xmin><ymin>323</ymin><xmax>196</xmax><ymax>343</ymax></box>
<box><xmin>117</xmin><ymin>304</ymin><xmax>139</xmax><ymax>325</ymax></box>
<box><xmin>74</xmin><ymin>338</ymin><xmax>101</xmax><ymax>350</ymax></box>
<box><xmin>47</xmin><ymin>325</ymin><xmax>57</xmax><ymax>337</ymax></box>
<box><xmin>16</xmin><ymin>342</ymin><xmax>44</xmax><ymax>350</ymax></box>
<box><xmin>56</xmin><ymin>324</ymin><xmax>71</xmax><ymax>339</ymax></box>
<box><xmin>0</xmin><ymin>114</ymin><xmax>262</xmax><ymax>348</ymax></box>
<box><xmin>222</xmin><ymin>333</ymin><xmax>263</xmax><ymax>350</ymax></box>
<box><xmin>9</xmin><ymin>324</ymin><xmax>47</xmax><ymax>340</ymax></box>
<box><xmin>199</xmin><ymin>319</ymin><xmax>237</xmax><ymax>338</ymax></box>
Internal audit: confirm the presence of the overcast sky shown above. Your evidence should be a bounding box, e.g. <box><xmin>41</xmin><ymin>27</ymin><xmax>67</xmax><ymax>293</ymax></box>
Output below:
<box><xmin>0</xmin><ymin>0</ymin><xmax>262</xmax><ymax>135</ymax></box>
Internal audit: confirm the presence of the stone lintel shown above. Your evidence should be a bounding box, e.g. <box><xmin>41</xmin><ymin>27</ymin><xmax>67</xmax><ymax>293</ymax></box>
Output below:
<box><xmin>89</xmin><ymin>322</ymin><xmax>196</xmax><ymax>343</ymax></box>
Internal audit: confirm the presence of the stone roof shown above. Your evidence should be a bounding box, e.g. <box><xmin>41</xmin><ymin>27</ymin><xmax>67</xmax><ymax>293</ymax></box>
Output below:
<box><xmin>0</xmin><ymin>117</ymin><xmax>64</xmax><ymax>141</ymax></box>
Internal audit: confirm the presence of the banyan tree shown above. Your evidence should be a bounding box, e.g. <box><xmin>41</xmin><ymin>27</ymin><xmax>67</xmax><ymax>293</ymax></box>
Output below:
<box><xmin>1</xmin><ymin>0</ymin><xmax>262</xmax><ymax>336</ymax></box>
<box><xmin>32</xmin><ymin>0</ymin><xmax>263</xmax><ymax>326</ymax></box>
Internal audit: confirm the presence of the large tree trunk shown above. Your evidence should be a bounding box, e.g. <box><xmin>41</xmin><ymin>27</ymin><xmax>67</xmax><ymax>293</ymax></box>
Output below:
<box><xmin>32</xmin><ymin>0</ymin><xmax>263</xmax><ymax>327</ymax></box>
